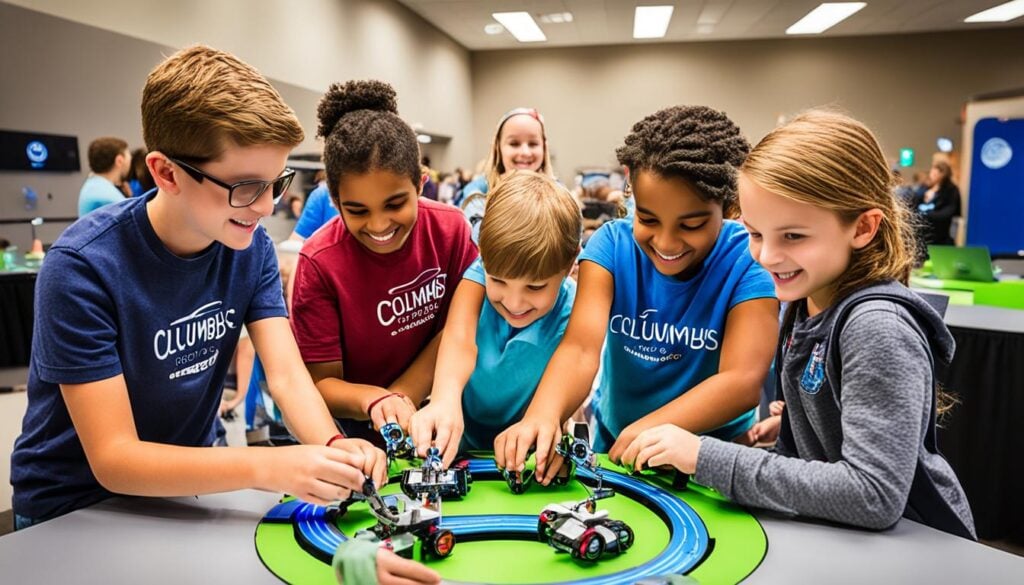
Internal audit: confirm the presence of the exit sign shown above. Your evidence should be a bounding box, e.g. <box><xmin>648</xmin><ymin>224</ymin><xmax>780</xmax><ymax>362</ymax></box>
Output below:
<box><xmin>899</xmin><ymin>148</ymin><xmax>915</xmax><ymax>167</ymax></box>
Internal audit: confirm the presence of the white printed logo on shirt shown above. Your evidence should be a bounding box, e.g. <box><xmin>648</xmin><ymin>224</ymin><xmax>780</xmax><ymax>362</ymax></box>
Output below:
<box><xmin>153</xmin><ymin>301</ymin><xmax>238</xmax><ymax>379</ymax></box>
<box><xmin>609</xmin><ymin>308</ymin><xmax>719</xmax><ymax>363</ymax></box>
<box><xmin>377</xmin><ymin>268</ymin><xmax>447</xmax><ymax>336</ymax></box>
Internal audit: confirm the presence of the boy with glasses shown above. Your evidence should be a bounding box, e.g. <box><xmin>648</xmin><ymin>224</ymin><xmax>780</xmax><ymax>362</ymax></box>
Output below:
<box><xmin>11</xmin><ymin>46</ymin><xmax>390</xmax><ymax>537</ymax></box>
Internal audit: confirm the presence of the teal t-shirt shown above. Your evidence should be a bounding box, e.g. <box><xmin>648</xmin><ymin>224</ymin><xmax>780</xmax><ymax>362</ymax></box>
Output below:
<box><xmin>580</xmin><ymin>219</ymin><xmax>775</xmax><ymax>450</ymax></box>
<box><xmin>77</xmin><ymin>175</ymin><xmax>125</xmax><ymax>216</ymax></box>
<box><xmin>459</xmin><ymin>258</ymin><xmax>575</xmax><ymax>450</ymax></box>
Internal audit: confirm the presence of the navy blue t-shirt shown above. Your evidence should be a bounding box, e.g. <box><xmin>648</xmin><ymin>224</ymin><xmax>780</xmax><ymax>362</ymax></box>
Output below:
<box><xmin>11</xmin><ymin>191</ymin><xmax>287</xmax><ymax>520</ymax></box>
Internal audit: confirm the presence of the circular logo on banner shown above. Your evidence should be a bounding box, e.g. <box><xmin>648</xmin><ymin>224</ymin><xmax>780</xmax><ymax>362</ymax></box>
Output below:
<box><xmin>26</xmin><ymin>141</ymin><xmax>49</xmax><ymax>164</ymax></box>
<box><xmin>980</xmin><ymin>137</ymin><xmax>1012</xmax><ymax>170</ymax></box>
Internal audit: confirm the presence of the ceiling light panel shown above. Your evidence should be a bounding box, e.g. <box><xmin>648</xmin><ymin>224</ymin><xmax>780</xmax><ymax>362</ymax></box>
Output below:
<box><xmin>786</xmin><ymin>2</ymin><xmax>866</xmax><ymax>35</ymax></box>
<box><xmin>634</xmin><ymin>5</ymin><xmax>675</xmax><ymax>39</ymax></box>
<box><xmin>492</xmin><ymin>12</ymin><xmax>547</xmax><ymax>42</ymax></box>
<box><xmin>964</xmin><ymin>0</ymin><xmax>1024</xmax><ymax>23</ymax></box>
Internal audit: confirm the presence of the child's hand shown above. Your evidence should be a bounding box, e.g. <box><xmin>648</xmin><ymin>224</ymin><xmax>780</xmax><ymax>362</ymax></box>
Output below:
<box><xmin>768</xmin><ymin>400</ymin><xmax>785</xmax><ymax>417</ymax></box>
<box><xmin>493</xmin><ymin>416</ymin><xmax>562</xmax><ymax>484</ymax></box>
<box><xmin>409</xmin><ymin>401</ymin><xmax>464</xmax><ymax>467</ymax></box>
<box><xmin>260</xmin><ymin>444</ymin><xmax>373</xmax><ymax>505</ymax></box>
<box><xmin>619</xmin><ymin>424</ymin><xmax>702</xmax><ymax>475</ymax></box>
<box><xmin>741</xmin><ymin>415</ymin><xmax>783</xmax><ymax>446</ymax></box>
<box><xmin>367</xmin><ymin>392</ymin><xmax>417</xmax><ymax>433</ymax></box>
<box><xmin>376</xmin><ymin>548</ymin><xmax>441</xmax><ymax>585</ymax></box>
<box><xmin>328</xmin><ymin>438</ymin><xmax>388</xmax><ymax>489</ymax></box>
<box><xmin>607</xmin><ymin>421</ymin><xmax>647</xmax><ymax>466</ymax></box>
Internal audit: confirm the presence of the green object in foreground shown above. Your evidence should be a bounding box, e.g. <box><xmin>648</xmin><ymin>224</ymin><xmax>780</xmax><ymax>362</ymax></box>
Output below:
<box><xmin>255</xmin><ymin>456</ymin><xmax>767</xmax><ymax>584</ymax></box>
<box><xmin>332</xmin><ymin>535</ymin><xmax>380</xmax><ymax>585</ymax></box>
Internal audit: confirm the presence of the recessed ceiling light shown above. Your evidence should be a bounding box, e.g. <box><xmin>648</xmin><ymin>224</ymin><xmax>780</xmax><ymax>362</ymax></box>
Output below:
<box><xmin>965</xmin><ymin>0</ymin><xmax>1024</xmax><ymax>23</ymax></box>
<box><xmin>539</xmin><ymin>12</ymin><xmax>574</xmax><ymax>24</ymax></box>
<box><xmin>786</xmin><ymin>2</ymin><xmax>866</xmax><ymax>35</ymax></box>
<box><xmin>484</xmin><ymin>23</ymin><xmax>505</xmax><ymax>35</ymax></box>
<box><xmin>492</xmin><ymin>12</ymin><xmax>547</xmax><ymax>42</ymax></box>
<box><xmin>634</xmin><ymin>5</ymin><xmax>674</xmax><ymax>39</ymax></box>
<box><xmin>417</xmin><ymin>134</ymin><xmax>432</xmax><ymax>144</ymax></box>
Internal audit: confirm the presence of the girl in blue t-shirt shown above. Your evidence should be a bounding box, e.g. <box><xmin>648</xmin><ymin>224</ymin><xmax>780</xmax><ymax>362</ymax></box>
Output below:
<box><xmin>495</xmin><ymin>106</ymin><xmax>779</xmax><ymax>483</ymax></box>
<box><xmin>459</xmin><ymin>107</ymin><xmax>555</xmax><ymax>241</ymax></box>
<box><xmin>618</xmin><ymin>110</ymin><xmax>974</xmax><ymax>539</ymax></box>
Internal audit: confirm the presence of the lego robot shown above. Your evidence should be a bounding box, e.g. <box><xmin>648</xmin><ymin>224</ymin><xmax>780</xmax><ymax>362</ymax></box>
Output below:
<box><xmin>537</xmin><ymin>489</ymin><xmax>634</xmax><ymax>563</ymax></box>
<box><xmin>337</xmin><ymin>477</ymin><xmax>457</xmax><ymax>561</ymax></box>
<box><xmin>400</xmin><ymin>446</ymin><xmax>472</xmax><ymax>503</ymax></box>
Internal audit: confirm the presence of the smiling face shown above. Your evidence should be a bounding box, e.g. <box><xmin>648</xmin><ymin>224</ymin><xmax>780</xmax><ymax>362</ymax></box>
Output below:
<box><xmin>173</xmin><ymin>143</ymin><xmax>291</xmax><ymax>252</ymax></box>
<box><xmin>738</xmin><ymin>173</ymin><xmax>861</xmax><ymax>315</ymax></box>
<box><xmin>631</xmin><ymin>170</ymin><xmax>723</xmax><ymax>279</ymax></box>
<box><xmin>498</xmin><ymin>114</ymin><xmax>546</xmax><ymax>176</ymax></box>
<box><xmin>484</xmin><ymin>270</ymin><xmax>566</xmax><ymax>328</ymax></box>
<box><xmin>336</xmin><ymin>170</ymin><xmax>420</xmax><ymax>254</ymax></box>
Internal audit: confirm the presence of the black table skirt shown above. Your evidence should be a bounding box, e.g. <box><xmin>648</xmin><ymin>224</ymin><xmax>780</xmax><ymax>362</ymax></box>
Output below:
<box><xmin>938</xmin><ymin>325</ymin><xmax>1024</xmax><ymax>543</ymax></box>
<box><xmin>0</xmin><ymin>272</ymin><xmax>36</xmax><ymax>367</ymax></box>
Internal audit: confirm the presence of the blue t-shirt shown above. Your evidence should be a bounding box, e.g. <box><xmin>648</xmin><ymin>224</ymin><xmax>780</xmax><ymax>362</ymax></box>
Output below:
<box><xmin>458</xmin><ymin>177</ymin><xmax>490</xmax><ymax>244</ymax></box>
<box><xmin>294</xmin><ymin>184</ymin><xmax>339</xmax><ymax>239</ymax></box>
<box><xmin>78</xmin><ymin>175</ymin><xmax>125</xmax><ymax>216</ymax></box>
<box><xmin>11</xmin><ymin>191</ymin><xmax>287</xmax><ymax>520</ymax></box>
<box><xmin>580</xmin><ymin>219</ymin><xmax>775</xmax><ymax>451</ymax></box>
<box><xmin>459</xmin><ymin>258</ymin><xmax>575</xmax><ymax>450</ymax></box>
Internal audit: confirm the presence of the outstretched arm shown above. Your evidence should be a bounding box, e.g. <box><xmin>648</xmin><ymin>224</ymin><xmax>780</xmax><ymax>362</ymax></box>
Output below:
<box><xmin>494</xmin><ymin>260</ymin><xmax>613</xmax><ymax>483</ymax></box>
<box><xmin>608</xmin><ymin>297</ymin><xmax>778</xmax><ymax>462</ymax></box>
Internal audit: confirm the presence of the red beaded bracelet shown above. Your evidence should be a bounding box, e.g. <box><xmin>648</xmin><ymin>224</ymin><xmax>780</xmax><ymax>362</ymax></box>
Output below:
<box><xmin>325</xmin><ymin>433</ymin><xmax>346</xmax><ymax>447</ymax></box>
<box><xmin>366</xmin><ymin>392</ymin><xmax>404</xmax><ymax>417</ymax></box>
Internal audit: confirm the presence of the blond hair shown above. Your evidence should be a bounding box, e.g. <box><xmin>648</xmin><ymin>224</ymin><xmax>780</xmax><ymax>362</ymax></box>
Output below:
<box><xmin>478</xmin><ymin>171</ymin><xmax>581</xmax><ymax>281</ymax></box>
<box><xmin>484</xmin><ymin>108</ymin><xmax>555</xmax><ymax>189</ymax></box>
<box><xmin>741</xmin><ymin>110</ymin><xmax>917</xmax><ymax>305</ymax></box>
<box><xmin>142</xmin><ymin>45</ymin><xmax>303</xmax><ymax>160</ymax></box>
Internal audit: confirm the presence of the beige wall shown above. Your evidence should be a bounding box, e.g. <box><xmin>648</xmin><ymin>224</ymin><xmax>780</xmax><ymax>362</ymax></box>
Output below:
<box><xmin>0</xmin><ymin>1</ymin><xmax>473</xmax><ymax>250</ymax></box>
<box><xmin>5</xmin><ymin>0</ymin><xmax>474</xmax><ymax>167</ymax></box>
<box><xmin>471</xmin><ymin>29</ymin><xmax>1024</xmax><ymax>183</ymax></box>
<box><xmin>0</xmin><ymin>392</ymin><xmax>27</xmax><ymax>510</ymax></box>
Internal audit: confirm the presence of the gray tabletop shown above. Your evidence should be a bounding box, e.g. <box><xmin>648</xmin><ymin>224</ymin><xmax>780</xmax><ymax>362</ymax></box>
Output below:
<box><xmin>1</xmin><ymin>490</ymin><xmax>1021</xmax><ymax>584</ymax></box>
<box><xmin>944</xmin><ymin>303</ymin><xmax>1024</xmax><ymax>334</ymax></box>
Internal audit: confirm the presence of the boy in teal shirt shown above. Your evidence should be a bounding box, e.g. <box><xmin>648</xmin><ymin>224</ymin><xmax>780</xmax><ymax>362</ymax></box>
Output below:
<box><xmin>411</xmin><ymin>171</ymin><xmax>582</xmax><ymax>466</ymax></box>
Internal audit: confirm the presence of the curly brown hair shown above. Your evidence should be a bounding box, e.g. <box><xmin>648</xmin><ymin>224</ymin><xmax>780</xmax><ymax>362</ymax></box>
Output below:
<box><xmin>615</xmin><ymin>105</ymin><xmax>750</xmax><ymax>217</ymax></box>
<box><xmin>317</xmin><ymin>80</ymin><xmax>420</xmax><ymax>204</ymax></box>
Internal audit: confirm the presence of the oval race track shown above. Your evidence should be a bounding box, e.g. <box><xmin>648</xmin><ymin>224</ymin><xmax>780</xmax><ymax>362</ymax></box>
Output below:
<box><xmin>262</xmin><ymin>458</ymin><xmax>710</xmax><ymax>584</ymax></box>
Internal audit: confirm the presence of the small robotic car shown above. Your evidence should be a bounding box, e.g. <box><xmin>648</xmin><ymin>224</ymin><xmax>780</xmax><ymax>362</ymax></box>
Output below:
<box><xmin>348</xmin><ymin>477</ymin><xmax>457</xmax><ymax>560</ymax></box>
<box><xmin>537</xmin><ymin>490</ymin><xmax>634</xmax><ymax>562</ymax></box>
<box><xmin>401</xmin><ymin>446</ymin><xmax>471</xmax><ymax>502</ymax></box>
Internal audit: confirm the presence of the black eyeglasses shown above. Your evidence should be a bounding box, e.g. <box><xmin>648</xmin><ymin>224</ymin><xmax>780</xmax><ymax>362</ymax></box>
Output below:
<box><xmin>168</xmin><ymin>157</ymin><xmax>296</xmax><ymax>208</ymax></box>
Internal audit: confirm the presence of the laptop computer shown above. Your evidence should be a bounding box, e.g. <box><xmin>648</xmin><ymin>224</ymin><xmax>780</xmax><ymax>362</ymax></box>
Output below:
<box><xmin>928</xmin><ymin>245</ymin><xmax>996</xmax><ymax>282</ymax></box>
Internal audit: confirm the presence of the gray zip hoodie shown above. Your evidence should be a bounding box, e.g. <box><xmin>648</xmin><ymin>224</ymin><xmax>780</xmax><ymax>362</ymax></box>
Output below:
<box><xmin>695</xmin><ymin>281</ymin><xmax>975</xmax><ymax>536</ymax></box>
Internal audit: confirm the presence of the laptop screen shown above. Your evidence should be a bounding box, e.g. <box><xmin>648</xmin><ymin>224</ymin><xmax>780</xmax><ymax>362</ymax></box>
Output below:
<box><xmin>928</xmin><ymin>245</ymin><xmax>996</xmax><ymax>282</ymax></box>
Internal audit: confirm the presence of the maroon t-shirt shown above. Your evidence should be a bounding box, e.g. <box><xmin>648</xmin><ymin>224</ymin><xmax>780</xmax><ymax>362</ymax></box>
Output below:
<box><xmin>292</xmin><ymin>198</ymin><xmax>477</xmax><ymax>392</ymax></box>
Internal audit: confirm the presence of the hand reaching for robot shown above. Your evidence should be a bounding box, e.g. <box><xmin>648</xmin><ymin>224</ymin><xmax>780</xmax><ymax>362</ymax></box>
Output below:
<box><xmin>409</xmin><ymin>400</ymin><xmax>464</xmax><ymax>467</ymax></box>
<box><xmin>493</xmin><ymin>415</ymin><xmax>564</xmax><ymax>486</ymax></box>
<box><xmin>258</xmin><ymin>444</ymin><xmax>374</xmax><ymax>506</ymax></box>
<box><xmin>368</xmin><ymin>392</ymin><xmax>418</xmax><ymax>433</ymax></box>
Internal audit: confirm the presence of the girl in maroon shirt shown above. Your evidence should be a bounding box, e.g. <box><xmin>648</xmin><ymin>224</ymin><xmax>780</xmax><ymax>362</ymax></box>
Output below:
<box><xmin>291</xmin><ymin>80</ymin><xmax>477</xmax><ymax>445</ymax></box>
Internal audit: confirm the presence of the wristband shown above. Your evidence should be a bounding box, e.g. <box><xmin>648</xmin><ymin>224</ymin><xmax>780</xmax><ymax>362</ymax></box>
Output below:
<box><xmin>325</xmin><ymin>433</ymin><xmax>346</xmax><ymax>448</ymax></box>
<box><xmin>366</xmin><ymin>392</ymin><xmax>404</xmax><ymax>418</ymax></box>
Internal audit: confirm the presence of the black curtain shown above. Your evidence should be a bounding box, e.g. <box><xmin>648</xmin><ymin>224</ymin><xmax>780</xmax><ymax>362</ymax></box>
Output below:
<box><xmin>938</xmin><ymin>325</ymin><xmax>1024</xmax><ymax>543</ymax></box>
<box><xmin>0</xmin><ymin>273</ymin><xmax>35</xmax><ymax>368</ymax></box>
